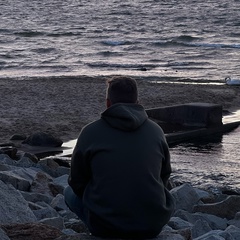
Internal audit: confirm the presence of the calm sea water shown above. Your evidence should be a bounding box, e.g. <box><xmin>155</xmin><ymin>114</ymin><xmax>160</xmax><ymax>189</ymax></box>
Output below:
<box><xmin>1</xmin><ymin>0</ymin><xmax>240</xmax><ymax>81</ymax></box>
<box><xmin>171</xmin><ymin>120</ymin><xmax>240</xmax><ymax>194</ymax></box>
<box><xmin>1</xmin><ymin>0</ymin><xmax>240</xmax><ymax>192</ymax></box>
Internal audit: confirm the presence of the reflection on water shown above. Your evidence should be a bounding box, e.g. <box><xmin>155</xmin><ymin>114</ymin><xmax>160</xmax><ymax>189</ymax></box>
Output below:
<box><xmin>170</xmin><ymin>125</ymin><xmax>240</xmax><ymax>194</ymax></box>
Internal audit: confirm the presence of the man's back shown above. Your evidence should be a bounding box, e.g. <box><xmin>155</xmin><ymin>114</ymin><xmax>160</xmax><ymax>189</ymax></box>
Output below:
<box><xmin>69</xmin><ymin>103</ymin><xmax>174</xmax><ymax>238</ymax></box>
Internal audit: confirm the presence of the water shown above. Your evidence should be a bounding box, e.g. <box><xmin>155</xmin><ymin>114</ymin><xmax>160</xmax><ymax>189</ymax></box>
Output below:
<box><xmin>1</xmin><ymin>0</ymin><xmax>240</xmax><ymax>81</ymax></box>
<box><xmin>170</xmin><ymin>110</ymin><xmax>240</xmax><ymax>193</ymax></box>
<box><xmin>1</xmin><ymin>0</ymin><xmax>240</xmax><ymax>192</ymax></box>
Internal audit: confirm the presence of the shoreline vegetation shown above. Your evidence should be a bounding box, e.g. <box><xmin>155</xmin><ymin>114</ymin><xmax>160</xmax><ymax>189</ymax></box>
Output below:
<box><xmin>0</xmin><ymin>75</ymin><xmax>239</xmax><ymax>144</ymax></box>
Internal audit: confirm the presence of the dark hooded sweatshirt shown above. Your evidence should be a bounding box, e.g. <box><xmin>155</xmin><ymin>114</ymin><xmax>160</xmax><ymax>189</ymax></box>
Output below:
<box><xmin>69</xmin><ymin>103</ymin><xmax>174</xmax><ymax>238</ymax></box>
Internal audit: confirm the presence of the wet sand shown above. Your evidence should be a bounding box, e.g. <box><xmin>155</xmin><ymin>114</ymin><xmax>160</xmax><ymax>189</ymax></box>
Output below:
<box><xmin>0</xmin><ymin>76</ymin><xmax>239</xmax><ymax>144</ymax></box>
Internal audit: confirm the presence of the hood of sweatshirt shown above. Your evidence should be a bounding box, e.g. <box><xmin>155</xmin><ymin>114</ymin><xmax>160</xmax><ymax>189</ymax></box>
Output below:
<box><xmin>101</xmin><ymin>103</ymin><xmax>148</xmax><ymax>131</ymax></box>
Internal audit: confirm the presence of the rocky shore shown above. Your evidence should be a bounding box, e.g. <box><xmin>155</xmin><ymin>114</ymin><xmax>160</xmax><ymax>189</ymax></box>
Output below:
<box><xmin>0</xmin><ymin>76</ymin><xmax>240</xmax><ymax>239</ymax></box>
<box><xmin>0</xmin><ymin>132</ymin><xmax>240</xmax><ymax>240</ymax></box>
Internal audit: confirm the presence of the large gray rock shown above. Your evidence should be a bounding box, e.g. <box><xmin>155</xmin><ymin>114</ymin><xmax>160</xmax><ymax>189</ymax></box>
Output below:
<box><xmin>228</xmin><ymin>212</ymin><xmax>240</xmax><ymax>228</ymax></box>
<box><xmin>32</xmin><ymin>203</ymin><xmax>59</xmax><ymax>220</ymax></box>
<box><xmin>30</xmin><ymin>171</ymin><xmax>54</xmax><ymax>196</ymax></box>
<box><xmin>194</xmin><ymin>230</ymin><xmax>225</xmax><ymax>240</ymax></box>
<box><xmin>64</xmin><ymin>219</ymin><xmax>88</xmax><ymax>234</ymax></box>
<box><xmin>1</xmin><ymin>223</ymin><xmax>63</xmax><ymax>240</ymax></box>
<box><xmin>58</xmin><ymin>209</ymin><xmax>78</xmax><ymax>221</ymax></box>
<box><xmin>50</xmin><ymin>174</ymin><xmax>69</xmax><ymax>195</ymax></box>
<box><xmin>14</xmin><ymin>156</ymin><xmax>37</xmax><ymax>168</ymax></box>
<box><xmin>193</xmin><ymin>195</ymin><xmax>240</xmax><ymax>219</ymax></box>
<box><xmin>168</xmin><ymin>217</ymin><xmax>193</xmax><ymax>230</ymax></box>
<box><xmin>174</xmin><ymin>209</ymin><xmax>227</xmax><ymax>230</ymax></box>
<box><xmin>191</xmin><ymin>219</ymin><xmax>212</xmax><ymax>239</ymax></box>
<box><xmin>194</xmin><ymin>226</ymin><xmax>240</xmax><ymax>240</ymax></box>
<box><xmin>0</xmin><ymin>154</ymin><xmax>15</xmax><ymax>165</ymax></box>
<box><xmin>39</xmin><ymin>217</ymin><xmax>64</xmax><ymax>230</ymax></box>
<box><xmin>194</xmin><ymin>187</ymin><xmax>214</xmax><ymax>202</ymax></box>
<box><xmin>37</xmin><ymin>158</ymin><xmax>69</xmax><ymax>178</ymax></box>
<box><xmin>0</xmin><ymin>163</ymin><xmax>18</xmax><ymax>171</ymax></box>
<box><xmin>23</xmin><ymin>132</ymin><xmax>63</xmax><ymax>147</ymax></box>
<box><xmin>20</xmin><ymin>191</ymin><xmax>53</xmax><ymax>204</ymax></box>
<box><xmin>50</xmin><ymin>194</ymin><xmax>68</xmax><ymax>211</ymax></box>
<box><xmin>220</xmin><ymin>225</ymin><xmax>240</xmax><ymax>239</ymax></box>
<box><xmin>0</xmin><ymin>228</ymin><xmax>10</xmax><ymax>240</ymax></box>
<box><xmin>0</xmin><ymin>180</ymin><xmax>37</xmax><ymax>224</ymax></box>
<box><xmin>0</xmin><ymin>171</ymin><xmax>31</xmax><ymax>191</ymax></box>
<box><xmin>0</xmin><ymin>146</ymin><xmax>17</xmax><ymax>159</ymax></box>
<box><xmin>170</xmin><ymin>183</ymin><xmax>200</xmax><ymax>212</ymax></box>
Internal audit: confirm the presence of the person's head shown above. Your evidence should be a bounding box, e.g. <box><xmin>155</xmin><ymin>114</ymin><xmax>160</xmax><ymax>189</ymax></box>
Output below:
<box><xmin>106</xmin><ymin>76</ymin><xmax>138</xmax><ymax>107</ymax></box>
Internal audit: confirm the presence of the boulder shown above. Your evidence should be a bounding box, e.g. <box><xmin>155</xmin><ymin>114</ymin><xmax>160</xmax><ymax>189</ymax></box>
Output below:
<box><xmin>1</xmin><ymin>223</ymin><xmax>62</xmax><ymax>240</ymax></box>
<box><xmin>50</xmin><ymin>174</ymin><xmax>69</xmax><ymax>195</ymax></box>
<box><xmin>220</xmin><ymin>225</ymin><xmax>240</xmax><ymax>239</ymax></box>
<box><xmin>14</xmin><ymin>156</ymin><xmax>37</xmax><ymax>168</ymax></box>
<box><xmin>0</xmin><ymin>171</ymin><xmax>31</xmax><ymax>191</ymax></box>
<box><xmin>0</xmin><ymin>180</ymin><xmax>37</xmax><ymax>224</ymax></box>
<box><xmin>39</xmin><ymin>217</ymin><xmax>64</xmax><ymax>230</ymax></box>
<box><xmin>193</xmin><ymin>195</ymin><xmax>240</xmax><ymax>219</ymax></box>
<box><xmin>32</xmin><ymin>203</ymin><xmax>59</xmax><ymax>220</ymax></box>
<box><xmin>0</xmin><ymin>163</ymin><xmax>18</xmax><ymax>171</ymax></box>
<box><xmin>10</xmin><ymin>134</ymin><xmax>27</xmax><ymax>141</ymax></box>
<box><xmin>156</xmin><ymin>232</ymin><xmax>185</xmax><ymax>239</ymax></box>
<box><xmin>64</xmin><ymin>219</ymin><xmax>89</xmax><ymax>234</ymax></box>
<box><xmin>191</xmin><ymin>219</ymin><xmax>212</xmax><ymax>238</ymax></box>
<box><xmin>0</xmin><ymin>146</ymin><xmax>17</xmax><ymax>159</ymax></box>
<box><xmin>21</xmin><ymin>152</ymin><xmax>39</xmax><ymax>163</ymax></box>
<box><xmin>22</xmin><ymin>132</ymin><xmax>63</xmax><ymax>147</ymax></box>
<box><xmin>0</xmin><ymin>154</ymin><xmax>15</xmax><ymax>165</ymax></box>
<box><xmin>194</xmin><ymin>230</ymin><xmax>225</xmax><ymax>240</ymax></box>
<box><xmin>20</xmin><ymin>191</ymin><xmax>53</xmax><ymax>204</ymax></box>
<box><xmin>168</xmin><ymin>217</ymin><xmax>193</xmax><ymax>230</ymax></box>
<box><xmin>50</xmin><ymin>194</ymin><xmax>68</xmax><ymax>211</ymax></box>
<box><xmin>37</xmin><ymin>158</ymin><xmax>69</xmax><ymax>177</ymax></box>
<box><xmin>0</xmin><ymin>228</ymin><xmax>10</xmax><ymax>240</ymax></box>
<box><xmin>30</xmin><ymin>171</ymin><xmax>54</xmax><ymax>196</ymax></box>
<box><xmin>194</xmin><ymin>187</ymin><xmax>215</xmax><ymax>203</ymax></box>
<box><xmin>228</xmin><ymin>212</ymin><xmax>240</xmax><ymax>228</ymax></box>
<box><xmin>174</xmin><ymin>209</ymin><xmax>227</xmax><ymax>230</ymax></box>
<box><xmin>170</xmin><ymin>183</ymin><xmax>200</xmax><ymax>212</ymax></box>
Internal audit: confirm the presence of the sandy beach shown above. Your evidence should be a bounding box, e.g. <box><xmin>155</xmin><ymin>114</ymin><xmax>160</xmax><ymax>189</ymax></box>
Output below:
<box><xmin>0</xmin><ymin>76</ymin><xmax>239</xmax><ymax>144</ymax></box>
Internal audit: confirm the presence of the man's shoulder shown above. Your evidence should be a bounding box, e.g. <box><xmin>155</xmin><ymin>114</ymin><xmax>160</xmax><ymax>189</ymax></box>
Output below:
<box><xmin>146</xmin><ymin>118</ymin><xmax>163</xmax><ymax>129</ymax></box>
<box><xmin>81</xmin><ymin>118</ymin><xmax>106</xmax><ymax>133</ymax></box>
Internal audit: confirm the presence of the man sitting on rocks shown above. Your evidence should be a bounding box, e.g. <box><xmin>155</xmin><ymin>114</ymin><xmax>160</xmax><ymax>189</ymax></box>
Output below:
<box><xmin>64</xmin><ymin>76</ymin><xmax>174</xmax><ymax>238</ymax></box>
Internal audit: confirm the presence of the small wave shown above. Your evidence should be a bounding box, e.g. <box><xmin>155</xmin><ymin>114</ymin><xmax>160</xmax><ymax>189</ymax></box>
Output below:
<box><xmin>0</xmin><ymin>61</ymin><xmax>6</xmax><ymax>69</ymax></box>
<box><xmin>189</xmin><ymin>42</ymin><xmax>240</xmax><ymax>49</ymax></box>
<box><xmin>153</xmin><ymin>39</ymin><xmax>240</xmax><ymax>49</ymax></box>
<box><xmin>14</xmin><ymin>30</ymin><xmax>45</xmax><ymax>37</ymax></box>
<box><xmin>101</xmin><ymin>40</ymin><xmax>129</xmax><ymax>46</ymax></box>
<box><xmin>47</xmin><ymin>31</ymin><xmax>84</xmax><ymax>37</ymax></box>
<box><xmin>87</xmin><ymin>61</ymin><xmax>157</xmax><ymax>70</ymax></box>
<box><xmin>175</xmin><ymin>35</ymin><xmax>200</xmax><ymax>42</ymax></box>
<box><xmin>14</xmin><ymin>30</ymin><xmax>84</xmax><ymax>38</ymax></box>
<box><xmin>97</xmin><ymin>51</ymin><xmax>123</xmax><ymax>57</ymax></box>
<box><xmin>31</xmin><ymin>48</ymin><xmax>57</xmax><ymax>54</ymax></box>
<box><xmin>167</xmin><ymin>61</ymin><xmax>211</xmax><ymax>67</ymax></box>
<box><xmin>0</xmin><ymin>29</ymin><xmax>12</xmax><ymax>34</ymax></box>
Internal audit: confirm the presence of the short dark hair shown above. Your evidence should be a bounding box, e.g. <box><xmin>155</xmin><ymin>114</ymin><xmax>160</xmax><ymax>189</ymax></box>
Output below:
<box><xmin>106</xmin><ymin>76</ymin><xmax>138</xmax><ymax>105</ymax></box>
